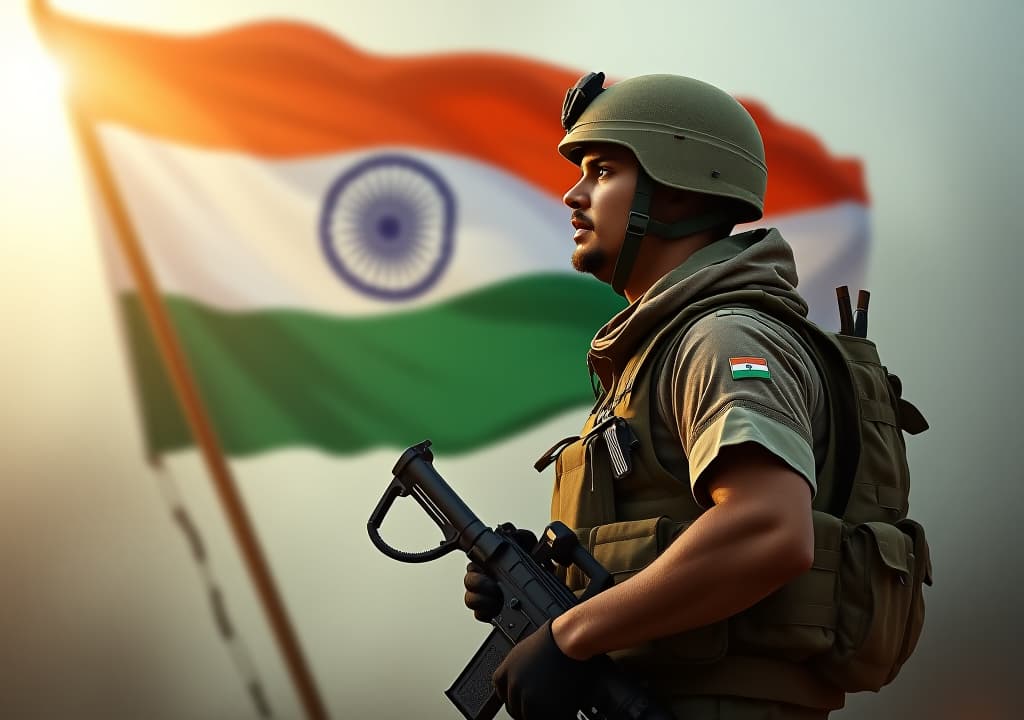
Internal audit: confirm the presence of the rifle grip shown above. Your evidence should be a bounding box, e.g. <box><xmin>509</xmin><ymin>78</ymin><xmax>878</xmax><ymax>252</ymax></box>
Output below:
<box><xmin>445</xmin><ymin>626</ymin><xmax>512</xmax><ymax>720</ymax></box>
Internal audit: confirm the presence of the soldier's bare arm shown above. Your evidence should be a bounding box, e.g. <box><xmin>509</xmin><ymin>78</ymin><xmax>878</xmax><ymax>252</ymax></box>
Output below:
<box><xmin>551</xmin><ymin>441</ymin><xmax>814</xmax><ymax>661</ymax></box>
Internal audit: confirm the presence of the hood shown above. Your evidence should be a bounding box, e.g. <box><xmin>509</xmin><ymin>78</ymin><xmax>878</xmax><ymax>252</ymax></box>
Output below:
<box><xmin>588</xmin><ymin>228</ymin><xmax>809</xmax><ymax>388</ymax></box>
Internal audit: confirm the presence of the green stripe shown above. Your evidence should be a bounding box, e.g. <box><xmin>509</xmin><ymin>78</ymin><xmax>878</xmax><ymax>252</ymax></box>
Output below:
<box><xmin>122</xmin><ymin>274</ymin><xmax>624</xmax><ymax>457</ymax></box>
<box><xmin>731</xmin><ymin>369</ymin><xmax>771</xmax><ymax>380</ymax></box>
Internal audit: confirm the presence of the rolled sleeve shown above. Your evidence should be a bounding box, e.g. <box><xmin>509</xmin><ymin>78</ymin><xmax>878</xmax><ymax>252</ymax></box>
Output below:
<box><xmin>688</xmin><ymin>405</ymin><xmax>817</xmax><ymax>508</ymax></box>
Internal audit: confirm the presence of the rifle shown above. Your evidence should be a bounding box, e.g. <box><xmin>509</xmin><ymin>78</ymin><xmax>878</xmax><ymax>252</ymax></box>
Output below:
<box><xmin>368</xmin><ymin>440</ymin><xmax>673</xmax><ymax>720</ymax></box>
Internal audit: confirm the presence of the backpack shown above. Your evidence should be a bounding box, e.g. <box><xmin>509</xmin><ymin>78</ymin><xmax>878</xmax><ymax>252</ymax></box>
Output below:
<box><xmin>754</xmin><ymin>286</ymin><xmax>933</xmax><ymax>692</ymax></box>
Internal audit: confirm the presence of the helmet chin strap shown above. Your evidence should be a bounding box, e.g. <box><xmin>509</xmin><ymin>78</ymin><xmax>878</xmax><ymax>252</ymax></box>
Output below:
<box><xmin>610</xmin><ymin>170</ymin><xmax>732</xmax><ymax>297</ymax></box>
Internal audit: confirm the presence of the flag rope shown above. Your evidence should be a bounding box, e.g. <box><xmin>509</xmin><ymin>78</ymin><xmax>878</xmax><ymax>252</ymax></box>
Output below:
<box><xmin>155</xmin><ymin>461</ymin><xmax>273</xmax><ymax>718</ymax></box>
<box><xmin>63</xmin><ymin>96</ymin><xmax>330</xmax><ymax>720</ymax></box>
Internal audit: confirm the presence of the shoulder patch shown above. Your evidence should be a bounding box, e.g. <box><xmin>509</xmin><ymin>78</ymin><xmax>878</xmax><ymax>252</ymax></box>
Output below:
<box><xmin>729</xmin><ymin>356</ymin><xmax>771</xmax><ymax>380</ymax></box>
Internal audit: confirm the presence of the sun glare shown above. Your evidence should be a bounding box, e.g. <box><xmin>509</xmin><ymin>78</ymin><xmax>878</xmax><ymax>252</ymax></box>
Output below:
<box><xmin>3</xmin><ymin>33</ymin><xmax>67</xmax><ymax>110</ymax></box>
<box><xmin>1</xmin><ymin>16</ymin><xmax>81</xmax><ymax>250</ymax></box>
<box><xmin>1</xmin><ymin>19</ymin><xmax>78</xmax><ymax>184</ymax></box>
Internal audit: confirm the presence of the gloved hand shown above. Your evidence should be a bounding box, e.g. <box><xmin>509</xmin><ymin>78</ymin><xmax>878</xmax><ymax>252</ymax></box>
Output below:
<box><xmin>463</xmin><ymin>561</ymin><xmax>503</xmax><ymax>622</ymax></box>
<box><xmin>493</xmin><ymin>619</ymin><xmax>591</xmax><ymax>720</ymax></box>
<box><xmin>463</xmin><ymin>528</ymin><xmax>538</xmax><ymax>623</ymax></box>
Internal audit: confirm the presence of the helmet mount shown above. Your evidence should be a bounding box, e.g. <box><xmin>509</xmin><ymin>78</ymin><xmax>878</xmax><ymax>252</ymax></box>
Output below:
<box><xmin>561</xmin><ymin>71</ymin><xmax>606</xmax><ymax>131</ymax></box>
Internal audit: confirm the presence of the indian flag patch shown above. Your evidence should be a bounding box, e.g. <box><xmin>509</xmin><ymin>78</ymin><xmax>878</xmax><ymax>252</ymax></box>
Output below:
<box><xmin>730</xmin><ymin>356</ymin><xmax>771</xmax><ymax>380</ymax></box>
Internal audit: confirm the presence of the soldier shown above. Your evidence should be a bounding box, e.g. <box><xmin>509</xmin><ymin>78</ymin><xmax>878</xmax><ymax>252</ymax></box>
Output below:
<box><xmin>466</xmin><ymin>73</ymin><xmax>842</xmax><ymax>719</ymax></box>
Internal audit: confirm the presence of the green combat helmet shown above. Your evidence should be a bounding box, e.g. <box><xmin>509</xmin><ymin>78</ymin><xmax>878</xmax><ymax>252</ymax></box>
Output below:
<box><xmin>558</xmin><ymin>72</ymin><xmax>768</xmax><ymax>295</ymax></box>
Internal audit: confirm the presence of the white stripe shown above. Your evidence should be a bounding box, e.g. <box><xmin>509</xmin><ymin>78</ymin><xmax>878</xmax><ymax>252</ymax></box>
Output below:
<box><xmin>731</xmin><ymin>361</ymin><xmax>769</xmax><ymax>373</ymax></box>
<box><xmin>99</xmin><ymin>124</ymin><xmax>869</xmax><ymax>325</ymax></box>
<box><xmin>98</xmin><ymin>125</ymin><xmax>575</xmax><ymax>316</ymax></box>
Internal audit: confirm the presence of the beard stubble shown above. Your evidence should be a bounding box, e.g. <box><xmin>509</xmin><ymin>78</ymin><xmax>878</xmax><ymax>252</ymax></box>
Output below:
<box><xmin>571</xmin><ymin>243</ymin><xmax>608</xmax><ymax>276</ymax></box>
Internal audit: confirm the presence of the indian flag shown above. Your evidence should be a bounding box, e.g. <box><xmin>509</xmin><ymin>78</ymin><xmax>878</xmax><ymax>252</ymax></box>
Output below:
<box><xmin>36</xmin><ymin>6</ymin><xmax>868</xmax><ymax>460</ymax></box>
<box><xmin>730</xmin><ymin>356</ymin><xmax>771</xmax><ymax>380</ymax></box>
<box><xmin>34</xmin><ymin>3</ymin><xmax>870</xmax><ymax>718</ymax></box>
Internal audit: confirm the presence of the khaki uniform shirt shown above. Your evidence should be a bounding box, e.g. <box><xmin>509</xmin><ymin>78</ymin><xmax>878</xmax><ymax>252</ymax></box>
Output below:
<box><xmin>654</xmin><ymin>306</ymin><xmax>829</xmax><ymax>508</ymax></box>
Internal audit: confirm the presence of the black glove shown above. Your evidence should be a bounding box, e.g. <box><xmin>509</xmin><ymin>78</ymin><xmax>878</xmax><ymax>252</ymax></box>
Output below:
<box><xmin>493</xmin><ymin>619</ymin><xmax>591</xmax><ymax>720</ymax></box>
<box><xmin>463</xmin><ymin>561</ymin><xmax>502</xmax><ymax>622</ymax></box>
<box><xmin>463</xmin><ymin>528</ymin><xmax>538</xmax><ymax>623</ymax></box>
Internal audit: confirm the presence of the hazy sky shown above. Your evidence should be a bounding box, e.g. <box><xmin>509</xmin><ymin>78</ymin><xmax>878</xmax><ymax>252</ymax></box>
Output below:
<box><xmin>2</xmin><ymin>2</ymin><xmax>1022</xmax><ymax>719</ymax></box>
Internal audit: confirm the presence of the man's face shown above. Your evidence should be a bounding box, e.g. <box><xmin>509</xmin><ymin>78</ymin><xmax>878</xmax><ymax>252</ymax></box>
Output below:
<box><xmin>562</xmin><ymin>143</ymin><xmax>639</xmax><ymax>282</ymax></box>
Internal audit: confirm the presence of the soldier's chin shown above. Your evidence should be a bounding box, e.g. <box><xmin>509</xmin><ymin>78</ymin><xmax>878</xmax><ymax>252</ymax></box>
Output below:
<box><xmin>571</xmin><ymin>246</ymin><xmax>608</xmax><ymax>278</ymax></box>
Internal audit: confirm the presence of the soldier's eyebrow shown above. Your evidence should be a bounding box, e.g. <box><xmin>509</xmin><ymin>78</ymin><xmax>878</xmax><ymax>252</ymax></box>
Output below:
<box><xmin>581</xmin><ymin>153</ymin><xmax>617</xmax><ymax>170</ymax></box>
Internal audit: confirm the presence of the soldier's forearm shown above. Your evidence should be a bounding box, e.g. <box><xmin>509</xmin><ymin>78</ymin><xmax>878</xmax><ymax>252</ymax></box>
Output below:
<box><xmin>552</xmin><ymin>463</ymin><xmax>813</xmax><ymax>661</ymax></box>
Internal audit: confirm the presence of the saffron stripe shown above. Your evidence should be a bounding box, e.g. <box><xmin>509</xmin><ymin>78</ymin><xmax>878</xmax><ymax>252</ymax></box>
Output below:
<box><xmin>34</xmin><ymin>3</ymin><xmax>868</xmax><ymax>216</ymax></box>
<box><xmin>730</xmin><ymin>356</ymin><xmax>768</xmax><ymax>366</ymax></box>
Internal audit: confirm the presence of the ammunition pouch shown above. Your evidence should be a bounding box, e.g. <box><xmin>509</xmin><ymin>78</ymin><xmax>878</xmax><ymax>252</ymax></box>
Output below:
<box><xmin>815</xmin><ymin>516</ymin><xmax>932</xmax><ymax>691</ymax></box>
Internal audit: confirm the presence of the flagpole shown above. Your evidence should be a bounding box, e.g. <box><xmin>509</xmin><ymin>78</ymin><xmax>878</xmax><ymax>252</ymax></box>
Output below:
<box><xmin>64</xmin><ymin>103</ymin><xmax>330</xmax><ymax>720</ymax></box>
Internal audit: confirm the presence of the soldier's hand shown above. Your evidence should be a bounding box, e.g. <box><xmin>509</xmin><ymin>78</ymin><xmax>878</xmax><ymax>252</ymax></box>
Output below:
<box><xmin>463</xmin><ymin>528</ymin><xmax>538</xmax><ymax>622</ymax></box>
<box><xmin>463</xmin><ymin>561</ymin><xmax>503</xmax><ymax>622</ymax></box>
<box><xmin>492</xmin><ymin>619</ymin><xmax>590</xmax><ymax>720</ymax></box>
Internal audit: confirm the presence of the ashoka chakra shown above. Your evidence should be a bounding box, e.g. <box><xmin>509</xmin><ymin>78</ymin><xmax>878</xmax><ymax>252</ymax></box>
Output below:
<box><xmin>319</xmin><ymin>154</ymin><xmax>456</xmax><ymax>300</ymax></box>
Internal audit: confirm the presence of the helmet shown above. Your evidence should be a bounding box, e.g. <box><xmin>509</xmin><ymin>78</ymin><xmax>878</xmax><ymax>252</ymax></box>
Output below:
<box><xmin>559</xmin><ymin>73</ymin><xmax>767</xmax><ymax>223</ymax></box>
<box><xmin>557</xmin><ymin>72</ymin><xmax>767</xmax><ymax>296</ymax></box>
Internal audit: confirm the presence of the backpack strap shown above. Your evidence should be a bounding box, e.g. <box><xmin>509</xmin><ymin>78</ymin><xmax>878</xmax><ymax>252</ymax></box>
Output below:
<box><xmin>740</xmin><ymin>293</ymin><xmax>861</xmax><ymax>518</ymax></box>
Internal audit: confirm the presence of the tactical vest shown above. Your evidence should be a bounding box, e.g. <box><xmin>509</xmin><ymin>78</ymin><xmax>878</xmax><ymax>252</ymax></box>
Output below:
<box><xmin>541</xmin><ymin>286</ymin><xmax>931</xmax><ymax>711</ymax></box>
